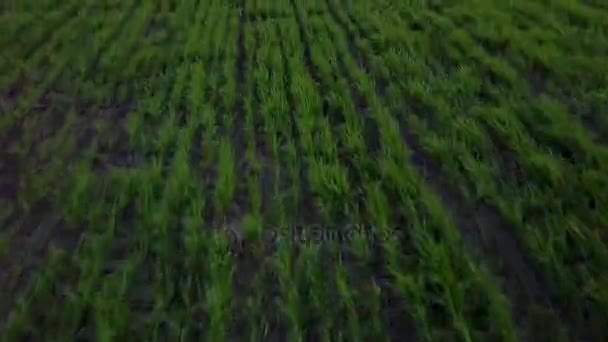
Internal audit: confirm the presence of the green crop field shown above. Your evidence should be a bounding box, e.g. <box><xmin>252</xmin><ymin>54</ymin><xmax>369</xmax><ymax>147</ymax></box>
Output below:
<box><xmin>1</xmin><ymin>0</ymin><xmax>608</xmax><ymax>340</ymax></box>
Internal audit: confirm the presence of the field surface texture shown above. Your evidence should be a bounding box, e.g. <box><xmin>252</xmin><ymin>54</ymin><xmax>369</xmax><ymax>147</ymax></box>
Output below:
<box><xmin>1</xmin><ymin>0</ymin><xmax>608</xmax><ymax>341</ymax></box>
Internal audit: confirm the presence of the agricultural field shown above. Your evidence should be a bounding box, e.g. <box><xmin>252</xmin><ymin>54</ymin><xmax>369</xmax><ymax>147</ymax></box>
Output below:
<box><xmin>1</xmin><ymin>0</ymin><xmax>608</xmax><ymax>340</ymax></box>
